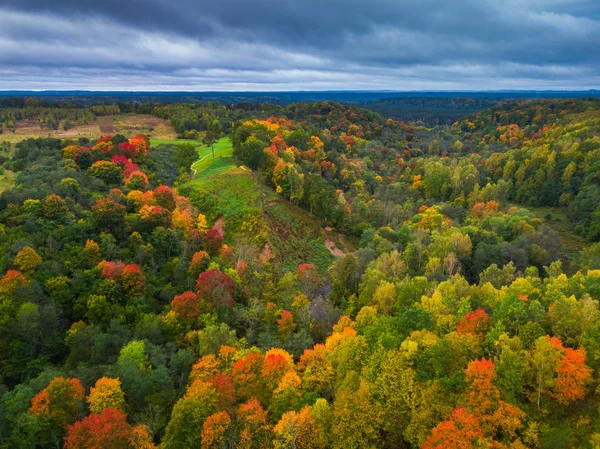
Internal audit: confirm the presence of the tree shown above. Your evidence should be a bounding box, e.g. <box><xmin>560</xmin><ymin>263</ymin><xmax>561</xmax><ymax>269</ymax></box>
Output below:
<box><xmin>203</xmin><ymin>122</ymin><xmax>221</xmax><ymax>160</ymax></box>
<box><xmin>278</xmin><ymin>311</ymin><xmax>297</xmax><ymax>341</ymax></box>
<box><xmin>154</xmin><ymin>186</ymin><xmax>177</xmax><ymax>211</ymax></box>
<box><xmin>188</xmin><ymin>251</ymin><xmax>210</xmax><ymax>279</ymax></box>
<box><xmin>196</xmin><ymin>269</ymin><xmax>235</xmax><ymax>308</ymax></box>
<box><xmin>273</xmin><ymin>406</ymin><xmax>327</xmax><ymax>449</ymax></box>
<box><xmin>121</xmin><ymin>264</ymin><xmax>146</xmax><ymax>298</ymax></box>
<box><xmin>63</xmin><ymin>408</ymin><xmax>155</xmax><ymax>449</ymax></box>
<box><xmin>553</xmin><ymin>347</ymin><xmax>592</xmax><ymax>405</ymax></box>
<box><xmin>73</xmin><ymin>147</ymin><xmax>93</xmax><ymax>169</ymax></box>
<box><xmin>175</xmin><ymin>143</ymin><xmax>198</xmax><ymax>173</ymax></box>
<box><xmin>298</xmin><ymin>344</ymin><xmax>335</xmax><ymax>398</ymax></box>
<box><xmin>237</xmin><ymin>135</ymin><xmax>267</xmax><ymax>170</ymax></box>
<box><xmin>237</xmin><ymin>398</ymin><xmax>272</xmax><ymax>449</ymax></box>
<box><xmin>332</xmin><ymin>384</ymin><xmax>383</xmax><ymax>449</ymax></box>
<box><xmin>129</xmin><ymin>135</ymin><xmax>149</xmax><ymax>158</ymax></box>
<box><xmin>14</xmin><ymin>246</ymin><xmax>42</xmax><ymax>275</ymax></box>
<box><xmin>117</xmin><ymin>142</ymin><xmax>139</xmax><ymax>158</ymax></box>
<box><xmin>162</xmin><ymin>380</ymin><xmax>218</xmax><ymax>449</ymax></box>
<box><xmin>88</xmin><ymin>161</ymin><xmax>123</xmax><ymax>185</ymax></box>
<box><xmin>87</xmin><ymin>378</ymin><xmax>126</xmax><ymax>414</ymax></box>
<box><xmin>421</xmin><ymin>407</ymin><xmax>485</xmax><ymax>449</ymax></box>
<box><xmin>0</xmin><ymin>269</ymin><xmax>29</xmax><ymax>299</ymax></box>
<box><xmin>205</xmin><ymin>228</ymin><xmax>224</xmax><ymax>256</ymax></box>
<box><xmin>125</xmin><ymin>171</ymin><xmax>149</xmax><ymax>190</ymax></box>
<box><xmin>201</xmin><ymin>411</ymin><xmax>231</xmax><ymax>449</ymax></box>
<box><xmin>528</xmin><ymin>336</ymin><xmax>563</xmax><ymax>410</ymax></box>
<box><xmin>44</xmin><ymin>194</ymin><xmax>70</xmax><ymax>219</ymax></box>
<box><xmin>92</xmin><ymin>198</ymin><xmax>127</xmax><ymax>235</ymax></box>
<box><xmin>172</xmin><ymin>291</ymin><xmax>201</xmax><ymax>321</ymax></box>
<box><xmin>207</xmin><ymin>373</ymin><xmax>236</xmax><ymax>412</ymax></box>
<box><xmin>29</xmin><ymin>377</ymin><xmax>84</xmax><ymax>429</ymax></box>
<box><xmin>456</xmin><ymin>308</ymin><xmax>491</xmax><ymax>335</ymax></box>
<box><xmin>232</xmin><ymin>353</ymin><xmax>266</xmax><ymax>402</ymax></box>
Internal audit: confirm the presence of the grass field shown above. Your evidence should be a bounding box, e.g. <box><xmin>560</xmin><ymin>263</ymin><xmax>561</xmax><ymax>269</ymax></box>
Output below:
<box><xmin>0</xmin><ymin>114</ymin><xmax>177</xmax><ymax>143</ymax></box>
<box><xmin>150</xmin><ymin>139</ymin><xmax>203</xmax><ymax>147</ymax></box>
<box><xmin>183</xmin><ymin>137</ymin><xmax>337</xmax><ymax>274</ymax></box>
<box><xmin>190</xmin><ymin>137</ymin><xmax>234</xmax><ymax>176</ymax></box>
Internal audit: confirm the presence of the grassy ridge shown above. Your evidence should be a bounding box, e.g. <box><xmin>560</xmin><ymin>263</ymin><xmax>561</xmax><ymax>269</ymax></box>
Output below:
<box><xmin>182</xmin><ymin>137</ymin><xmax>336</xmax><ymax>274</ymax></box>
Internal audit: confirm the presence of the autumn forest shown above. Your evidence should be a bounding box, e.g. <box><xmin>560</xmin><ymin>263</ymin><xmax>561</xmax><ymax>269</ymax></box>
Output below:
<box><xmin>0</xmin><ymin>96</ymin><xmax>600</xmax><ymax>449</ymax></box>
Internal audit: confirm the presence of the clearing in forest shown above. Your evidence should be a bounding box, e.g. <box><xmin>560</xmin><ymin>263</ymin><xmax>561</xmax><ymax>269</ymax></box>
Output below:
<box><xmin>0</xmin><ymin>114</ymin><xmax>176</xmax><ymax>143</ymax></box>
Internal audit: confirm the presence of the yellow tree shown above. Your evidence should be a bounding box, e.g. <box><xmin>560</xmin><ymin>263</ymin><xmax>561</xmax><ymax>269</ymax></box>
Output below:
<box><xmin>14</xmin><ymin>246</ymin><xmax>42</xmax><ymax>275</ymax></box>
<box><xmin>87</xmin><ymin>377</ymin><xmax>126</xmax><ymax>414</ymax></box>
<box><xmin>273</xmin><ymin>406</ymin><xmax>327</xmax><ymax>449</ymax></box>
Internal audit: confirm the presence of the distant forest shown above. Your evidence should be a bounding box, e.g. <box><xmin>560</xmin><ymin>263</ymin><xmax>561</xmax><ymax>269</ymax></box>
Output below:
<box><xmin>2</xmin><ymin>90</ymin><xmax>600</xmax><ymax>125</ymax></box>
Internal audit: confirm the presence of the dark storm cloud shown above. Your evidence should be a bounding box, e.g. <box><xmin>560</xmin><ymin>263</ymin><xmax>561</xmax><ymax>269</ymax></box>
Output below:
<box><xmin>0</xmin><ymin>0</ymin><xmax>598</xmax><ymax>90</ymax></box>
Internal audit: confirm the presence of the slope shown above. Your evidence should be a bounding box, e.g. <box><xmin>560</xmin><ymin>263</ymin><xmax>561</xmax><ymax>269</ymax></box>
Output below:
<box><xmin>181</xmin><ymin>137</ymin><xmax>338</xmax><ymax>274</ymax></box>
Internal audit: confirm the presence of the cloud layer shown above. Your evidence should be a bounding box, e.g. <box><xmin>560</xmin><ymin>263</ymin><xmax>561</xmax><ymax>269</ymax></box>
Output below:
<box><xmin>0</xmin><ymin>0</ymin><xmax>599</xmax><ymax>90</ymax></box>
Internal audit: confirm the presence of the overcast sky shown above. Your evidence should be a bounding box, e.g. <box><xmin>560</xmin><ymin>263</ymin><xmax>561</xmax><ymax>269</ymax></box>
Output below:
<box><xmin>0</xmin><ymin>0</ymin><xmax>598</xmax><ymax>91</ymax></box>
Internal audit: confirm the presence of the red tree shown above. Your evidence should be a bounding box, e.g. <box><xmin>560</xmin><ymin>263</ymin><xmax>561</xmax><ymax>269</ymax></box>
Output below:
<box><xmin>98</xmin><ymin>260</ymin><xmax>126</xmax><ymax>281</ymax></box>
<box><xmin>154</xmin><ymin>186</ymin><xmax>176</xmax><ymax>211</ymax></box>
<box><xmin>421</xmin><ymin>407</ymin><xmax>485</xmax><ymax>449</ymax></box>
<box><xmin>117</xmin><ymin>142</ymin><xmax>139</xmax><ymax>158</ymax></box>
<box><xmin>197</xmin><ymin>269</ymin><xmax>235</xmax><ymax>308</ymax></box>
<box><xmin>456</xmin><ymin>308</ymin><xmax>491</xmax><ymax>335</ymax></box>
<box><xmin>121</xmin><ymin>264</ymin><xmax>146</xmax><ymax>297</ymax></box>
<box><xmin>205</xmin><ymin>228</ymin><xmax>224</xmax><ymax>257</ymax></box>
<box><xmin>554</xmin><ymin>347</ymin><xmax>592</xmax><ymax>405</ymax></box>
<box><xmin>64</xmin><ymin>408</ymin><xmax>154</xmax><ymax>449</ymax></box>
<box><xmin>207</xmin><ymin>373</ymin><xmax>236</xmax><ymax>411</ymax></box>
<box><xmin>172</xmin><ymin>291</ymin><xmax>200</xmax><ymax>320</ymax></box>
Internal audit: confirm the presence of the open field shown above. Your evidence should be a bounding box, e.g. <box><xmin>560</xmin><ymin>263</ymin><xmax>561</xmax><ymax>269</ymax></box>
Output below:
<box><xmin>0</xmin><ymin>114</ymin><xmax>177</xmax><ymax>143</ymax></box>
<box><xmin>150</xmin><ymin>138</ymin><xmax>203</xmax><ymax>146</ymax></box>
<box><xmin>190</xmin><ymin>137</ymin><xmax>234</xmax><ymax>176</ymax></box>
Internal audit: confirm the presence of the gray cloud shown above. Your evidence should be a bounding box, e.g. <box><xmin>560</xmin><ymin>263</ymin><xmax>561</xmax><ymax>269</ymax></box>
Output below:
<box><xmin>0</xmin><ymin>0</ymin><xmax>598</xmax><ymax>90</ymax></box>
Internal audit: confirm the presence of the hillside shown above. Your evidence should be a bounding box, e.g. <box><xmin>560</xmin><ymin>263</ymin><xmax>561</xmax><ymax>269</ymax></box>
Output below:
<box><xmin>181</xmin><ymin>137</ymin><xmax>342</xmax><ymax>274</ymax></box>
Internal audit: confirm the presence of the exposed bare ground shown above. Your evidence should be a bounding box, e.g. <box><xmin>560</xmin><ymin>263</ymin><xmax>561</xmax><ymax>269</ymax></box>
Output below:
<box><xmin>97</xmin><ymin>116</ymin><xmax>116</xmax><ymax>134</ymax></box>
<box><xmin>323</xmin><ymin>226</ymin><xmax>349</xmax><ymax>257</ymax></box>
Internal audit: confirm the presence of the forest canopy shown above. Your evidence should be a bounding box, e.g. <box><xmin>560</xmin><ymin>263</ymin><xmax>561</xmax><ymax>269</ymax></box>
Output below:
<box><xmin>0</xmin><ymin>98</ymin><xmax>600</xmax><ymax>449</ymax></box>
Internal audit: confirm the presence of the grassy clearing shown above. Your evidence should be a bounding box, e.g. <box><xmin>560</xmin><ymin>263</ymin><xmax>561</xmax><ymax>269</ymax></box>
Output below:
<box><xmin>150</xmin><ymin>139</ymin><xmax>203</xmax><ymax>147</ymax></box>
<box><xmin>190</xmin><ymin>137</ymin><xmax>234</xmax><ymax>175</ymax></box>
<box><xmin>182</xmin><ymin>137</ymin><xmax>337</xmax><ymax>274</ymax></box>
<box><xmin>110</xmin><ymin>114</ymin><xmax>177</xmax><ymax>140</ymax></box>
<box><xmin>0</xmin><ymin>114</ymin><xmax>176</xmax><ymax>143</ymax></box>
